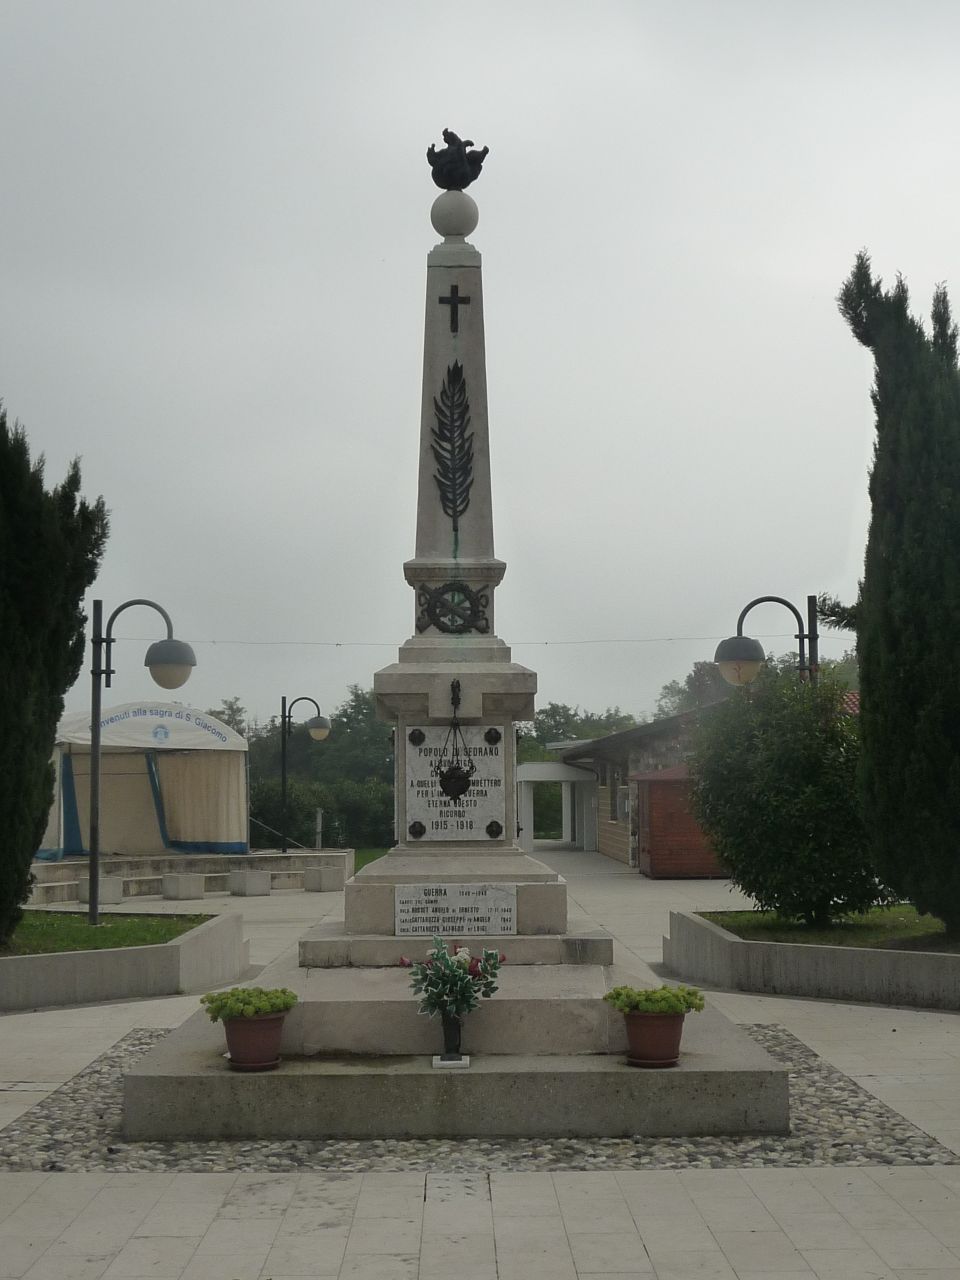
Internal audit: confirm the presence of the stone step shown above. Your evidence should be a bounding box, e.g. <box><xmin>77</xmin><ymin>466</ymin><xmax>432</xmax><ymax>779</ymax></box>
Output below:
<box><xmin>122</xmin><ymin>1004</ymin><xmax>789</xmax><ymax>1140</ymax></box>
<box><xmin>298</xmin><ymin>919</ymin><xmax>614</xmax><ymax>967</ymax></box>
<box><xmin>30</xmin><ymin>861</ymin><xmax>86</xmax><ymax>884</ymax></box>
<box><xmin>274</xmin><ymin>964</ymin><xmax>638</xmax><ymax>1056</ymax></box>
<box><xmin>31</xmin><ymin>850</ymin><xmax>355</xmax><ymax>881</ymax></box>
<box><xmin>28</xmin><ymin>880</ymin><xmax>80</xmax><ymax>904</ymax></box>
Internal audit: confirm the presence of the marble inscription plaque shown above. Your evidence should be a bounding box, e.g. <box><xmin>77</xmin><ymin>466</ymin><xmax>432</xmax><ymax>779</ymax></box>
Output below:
<box><xmin>396</xmin><ymin>883</ymin><xmax>517</xmax><ymax>935</ymax></box>
<box><xmin>405</xmin><ymin>725</ymin><xmax>506</xmax><ymax>840</ymax></box>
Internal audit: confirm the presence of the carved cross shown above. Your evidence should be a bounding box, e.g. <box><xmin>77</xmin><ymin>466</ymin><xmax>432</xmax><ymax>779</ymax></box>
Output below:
<box><xmin>439</xmin><ymin>284</ymin><xmax>470</xmax><ymax>334</ymax></box>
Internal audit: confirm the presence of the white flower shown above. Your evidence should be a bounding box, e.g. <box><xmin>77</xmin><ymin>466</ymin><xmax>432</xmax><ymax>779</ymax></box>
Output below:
<box><xmin>453</xmin><ymin>948</ymin><xmax>471</xmax><ymax>968</ymax></box>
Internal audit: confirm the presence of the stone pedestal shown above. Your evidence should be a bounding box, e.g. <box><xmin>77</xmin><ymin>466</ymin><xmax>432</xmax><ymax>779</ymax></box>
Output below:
<box><xmin>229</xmin><ymin>869</ymin><xmax>271</xmax><ymax>896</ymax></box>
<box><xmin>161</xmin><ymin>873</ymin><xmax>206</xmax><ymax>900</ymax></box>
<box><xmin>79</xmin><ymin>875</ymin><xmax>123</xmax><ymax>904</ymax></box>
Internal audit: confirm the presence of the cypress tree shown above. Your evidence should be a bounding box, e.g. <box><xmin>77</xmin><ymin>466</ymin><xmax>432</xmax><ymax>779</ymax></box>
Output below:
<box><xmin>0</xmin><ymin>407</ymin><xmax>107</xmax><ymax>944</ymax></box>
<box><xmin>839</xmin><ymin>252</ymin><xmax>960</xmax><ymax>931</ymax></box>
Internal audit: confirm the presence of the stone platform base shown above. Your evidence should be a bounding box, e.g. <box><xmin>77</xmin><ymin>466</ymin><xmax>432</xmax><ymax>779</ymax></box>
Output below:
<box><xmin>298</xmin><ymin>918</ymin><xmax>614</xmax><ymax>967</ymax></box>
<box><xmin>123</xmin><ymin>1005</ymin><xmax>788</xmax><ymax>1140</ymax></box>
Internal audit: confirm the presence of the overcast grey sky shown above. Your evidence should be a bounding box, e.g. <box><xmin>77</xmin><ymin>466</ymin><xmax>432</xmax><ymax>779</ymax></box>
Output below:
<box><xmin>1</xmin><ymin>1</ymin><xmax>953</xmax><ymax>728</ymax></box>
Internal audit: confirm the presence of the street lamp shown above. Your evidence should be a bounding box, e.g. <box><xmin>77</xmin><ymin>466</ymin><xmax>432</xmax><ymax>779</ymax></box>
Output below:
<box><xmin>280</xmin><ymin>696</ymin><xmax>331</xmax><ymax>854</ymax></box>
<box><xmin>714</xmin><ymin>594</ymin><xmax>820</xmax><ymax>687</ymax></box>
<box><xmin>88</xmin><ymin>599</ymin><xmax>196</xmax><ymax>925</ymax></box>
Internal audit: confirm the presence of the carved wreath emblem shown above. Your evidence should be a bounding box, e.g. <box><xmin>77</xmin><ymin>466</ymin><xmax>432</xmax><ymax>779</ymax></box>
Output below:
<box><xmin>416</xmin><ymin>582</ymin><xmax>489</xmax><ymax>635</ymax></box>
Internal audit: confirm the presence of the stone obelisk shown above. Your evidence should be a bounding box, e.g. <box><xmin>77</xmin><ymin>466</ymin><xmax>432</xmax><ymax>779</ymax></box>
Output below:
<box><xmin>351</xmin><ymin>131</ymin><xmax>565</xmax><ymax>938</ymax></box>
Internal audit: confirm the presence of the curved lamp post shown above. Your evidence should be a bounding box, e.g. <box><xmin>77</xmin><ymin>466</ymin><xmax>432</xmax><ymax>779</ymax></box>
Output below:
<box><xmin>714</xmin><ymin>594</ymin><xmax>820</xmax><ymax>687</ymax></box>
<box><xmin>280</xmin><ymin>696</ymin><xmax>331</xmax><ymax>854</ymax></box>
<box><xmin>88</xmin><ymin>599</ymin><xmax>196</xmax><ymax>925</ymax></box>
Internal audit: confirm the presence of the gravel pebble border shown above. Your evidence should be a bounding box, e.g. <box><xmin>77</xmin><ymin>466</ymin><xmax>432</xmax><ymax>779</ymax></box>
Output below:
<box><xmin>1</xmin><ymin>1025</ymin><xmax>956</xmax><ymax>1172</ymax></box>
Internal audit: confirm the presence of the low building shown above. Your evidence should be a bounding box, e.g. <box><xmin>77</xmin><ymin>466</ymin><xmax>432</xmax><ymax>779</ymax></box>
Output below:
<box><xmin>556</xmin><ymin>712</ymin><xmax>724</xmax><ymax>877</ymax></box>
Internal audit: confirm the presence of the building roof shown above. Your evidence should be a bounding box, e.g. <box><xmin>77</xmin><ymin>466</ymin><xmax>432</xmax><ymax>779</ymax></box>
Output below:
<box><xmin>558</xmin><ymin>709</ymin><xmax>699</xmax><ymax>763</ymax></box>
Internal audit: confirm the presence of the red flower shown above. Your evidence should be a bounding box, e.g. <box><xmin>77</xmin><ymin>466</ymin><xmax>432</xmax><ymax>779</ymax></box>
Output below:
<box><xmin>468</xmin><ymin>958</ymin><xmax>481</xmax><ymax>977</ymax></box>
<box><xmin>398</xmin><ymin>956</ymin><xmax>413</xmax><ymax>968</ymax></box>
<box><xmin>499</xmin><ymin>952</ymin><xmax>507</xmax><ymax>964</ymax></box>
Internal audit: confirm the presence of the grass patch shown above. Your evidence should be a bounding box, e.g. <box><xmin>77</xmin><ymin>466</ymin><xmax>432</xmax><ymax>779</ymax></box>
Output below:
<box><xmin>354</xmin><ymin>848</ymin><xmax>389</xmax><ymax>872</ymax></box>
<box><xmin>700</xmin><ymin>904</ymin><xmax>960</xmax><ymax>952</ymax></box>
<box><xmin>1</xmin><ymin>911</ymin><xmax>211</xmax><ymax>956</ymax></box>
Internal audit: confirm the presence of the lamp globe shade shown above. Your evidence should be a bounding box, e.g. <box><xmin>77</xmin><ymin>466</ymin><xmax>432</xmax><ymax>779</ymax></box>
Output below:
<box><xmin>144</xmin><ymin>638</ymin><xmax>197</xmax><ymax>689</ymax></box>
<box><xmin>306</xmin><ymin>714</ymin><xmax>331</xmax><ymax>742</ymax></box>
<box><xmin>714</xmin><ymin>634</ymin><xmax>765</xmax><ymax>686</ymax></box>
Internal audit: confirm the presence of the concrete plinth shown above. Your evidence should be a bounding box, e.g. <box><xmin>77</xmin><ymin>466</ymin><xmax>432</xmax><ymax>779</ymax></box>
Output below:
<box><xmin>298</xmin><ymin>919</ymin><xmax>614</xmax><ymax>967</ymax></box>
<box><xmin>229</xmin><ymin>870</ymin><xmax>271</xmax><ymax>896</ymax></box>
<box><xmin>344</xmin><ymin>853</ymin><xmax>566</xmax><ymax>934</ymax></box>
<box><xmin>162</xmin><ymin>873</ymin><xmax>206</xmax><ymax>900</ymax></box>
<box><xmin>123</xmin><ymin>1004</ymin><xmax>789</xmax><ymax>1140</ymax></box>
<box><xmin>304</xmin><ymin>852</ymin><xmax>353</xmax><ymax>893</ymax></box>
<box><xmin>79</xmin><ymin>875</ymin><xmax>123</xmax><ymax>904</ymax></box>
<box><xmin>345</xmin><ymin>877</ymin><xmax>566</xmax><ymax>935</ymax></box>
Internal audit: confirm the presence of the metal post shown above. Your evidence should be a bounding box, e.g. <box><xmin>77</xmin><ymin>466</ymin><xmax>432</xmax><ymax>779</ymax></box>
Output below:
<box><xmin>88</xmin><ymin>600</ymin><xmax>104</xmax><ymax>926</ymax></box>
<box><xmin>315</xmin><ymin>808</ymin><xmax>323</xmax><ymax>851</ymax></box>
<box><xmin>807</xmin><ymin>594</ymin><xmax>820</xmax><ymax>686</ymax></box>
<box><xmin>280</xmin><ymin>695</ymin><xmax>288</xmax><ymax>855</ymax></box>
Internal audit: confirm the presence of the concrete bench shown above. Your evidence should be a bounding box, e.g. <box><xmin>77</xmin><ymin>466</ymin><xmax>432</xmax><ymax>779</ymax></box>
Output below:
<box><xmin>78</xmin><ymin>875</ymin><xmax>124</xmax><ymax>905</ymax></box>
<box><xmin>162</xmin><ymin>873</ymin><xmax>207</xmax><ymax>900</ymax></box>
<box><xmin>229</xmin><ymin>869</ymin><xmax>271</xmax><ymax>897</ymax></box>
<box><xmin>304</xmin><ymin>851</ymin><xmax>355</xmax><ymax>893</ymax></box>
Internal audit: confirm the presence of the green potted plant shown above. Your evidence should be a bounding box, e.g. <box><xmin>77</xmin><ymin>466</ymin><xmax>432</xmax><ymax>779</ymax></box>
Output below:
<box><xmin>603</xmin><ymin>983</ymin><xmax>704</xmax><ymax>1068</ymax></box>
<box><xmin>400</xmin><ymin>935</ymin><xmax>503</xmax><ymax>1059</ymax></box>
<box><xmin>200</xmin><ymin>986</ymin><xmax>298</xmax><ymax>1072</ymax></box>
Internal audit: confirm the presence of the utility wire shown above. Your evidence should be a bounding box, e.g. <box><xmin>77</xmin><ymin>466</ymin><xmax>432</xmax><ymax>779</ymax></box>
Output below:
<box><xmin>111</xmin><ymin>629</ymin><xmax>854</xmax><ymax>649</ymax></box>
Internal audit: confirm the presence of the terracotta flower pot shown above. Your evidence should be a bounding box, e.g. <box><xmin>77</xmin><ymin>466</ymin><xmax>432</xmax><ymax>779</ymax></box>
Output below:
<box><xmin>623</xmin><ymin>1011</ymin><xmax>686</xmax><ymax>1068</ymax></box>
<box><xmin>223</xmin><ymin>1012</ymin><xmax>287</xmax><ymax>1072</ymax></box>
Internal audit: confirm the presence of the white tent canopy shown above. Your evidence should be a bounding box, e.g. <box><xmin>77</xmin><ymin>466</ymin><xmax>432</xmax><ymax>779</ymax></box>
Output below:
<box><xmin>38</xmin><ymin>702</ymin><xmax>249</xmax><ymax>860</ymax></box>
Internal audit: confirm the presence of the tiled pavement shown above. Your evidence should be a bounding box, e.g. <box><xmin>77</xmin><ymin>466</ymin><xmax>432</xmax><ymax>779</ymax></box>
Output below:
<box><xmin>3</xmin><ymin>849</ymin><xmax>960</xmax><ymax>1277</ymax></box>
<box><xmin>7</xmin><ymin>1167</ymin><xmax>960</xmax><ymax>1279</ymax></box>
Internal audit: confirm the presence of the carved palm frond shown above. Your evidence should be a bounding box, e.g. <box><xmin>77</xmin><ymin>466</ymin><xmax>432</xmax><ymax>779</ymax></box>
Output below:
<box><xmin>431</xmin><ymin>362</ymin><xmax>474</xmax><ymax>531</ymax></box>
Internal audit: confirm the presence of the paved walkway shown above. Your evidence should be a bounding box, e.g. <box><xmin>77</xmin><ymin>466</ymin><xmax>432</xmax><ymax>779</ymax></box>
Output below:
<box><xmin>2</xmin><ymin>849</ymin><xmax>960</xmax><ymax>1278</ymax></box>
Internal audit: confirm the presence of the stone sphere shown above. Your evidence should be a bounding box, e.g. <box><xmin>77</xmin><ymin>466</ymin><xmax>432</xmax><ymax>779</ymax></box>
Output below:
<box><xmin>431</xmin><ymin>190</ymin><xmax>479</xmax><ymax>238</ymax></box>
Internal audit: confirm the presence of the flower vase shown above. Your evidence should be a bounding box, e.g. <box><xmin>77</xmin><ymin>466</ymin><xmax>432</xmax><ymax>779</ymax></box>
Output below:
<box><xmin>440</xmin><ymin>1010</ymin><xmax>462</xmax><ymax>1057</ymax></box>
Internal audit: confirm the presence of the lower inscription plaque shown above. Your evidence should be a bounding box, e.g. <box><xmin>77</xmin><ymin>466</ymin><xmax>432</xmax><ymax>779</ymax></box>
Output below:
<box><xmin>396</xmin><ymin>884</ymin><xmax>517</xmax><ymax>936</ymax></box>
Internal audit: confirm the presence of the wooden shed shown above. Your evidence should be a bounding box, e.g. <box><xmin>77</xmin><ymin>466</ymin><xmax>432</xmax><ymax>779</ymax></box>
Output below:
<box><xmin>631</xmin><ymin>764</ymin><xmax>725</xmax><ymax>879</ymax></box>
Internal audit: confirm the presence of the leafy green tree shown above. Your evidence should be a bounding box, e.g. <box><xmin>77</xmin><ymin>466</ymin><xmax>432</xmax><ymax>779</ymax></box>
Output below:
<box><xmin>316</xmin><ymin>686</ymin><xmax>393</xmax><ymax>786</ymax></box>
<box><xmin>690</xmin><ymin>671</ymin><xmax>886</xmax><ymax>926</ymax></box>
<box><xmin>827</xmin><ymin>649</ymin><xmax>859</xmax><ymax>692</ymax></box>
<box><xmin>247</xmin><ymin>686</ymin><xmax>394</xmax><ymax>849</ymax></box>
<box><xmin>655</xmin><ymin>652</ymin><xmax>857</xmax><ymax>723</ymax></box>
<box><xmin>247</xmin><ymin>686</ymin><xmax>392</xmax><ymax>790</ymax></box>
<box><xmin>839</xmin><ymin>252</ymin><xmax>960</xmax><ymax>930</ymax></box>
<box><xmin>530</xmin><ymin>702</ymin><xmax>637</xmax><ymax>746</ymax></box>
<box><xmin>205</xmin><ymin>697</ymin><xmax>247</xmax><ymax>735</ymax></box>
<box><xmin>655</xmin><ymin>662</ymin><xmax>729</xmax><ymax>719</ymax></box>
<box><xmin>0</xmin><ymin>408</ymin><xmax>107</xmax><ymax>943</ymax></box>
<box><xmin>249</xmin><ymin>776</ymin><xmax>393</xmax><ymax>850</ymax></box>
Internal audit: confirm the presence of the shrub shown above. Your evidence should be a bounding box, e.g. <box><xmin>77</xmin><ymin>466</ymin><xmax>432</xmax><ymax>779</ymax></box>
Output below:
<box><xmin>603</xmin><ymin>984</ymin><xmax>704</xmax><ymax>1015</ymax></box>
<box><xmin>690</xmin><ymin>671</ymin><xmax>888</xmax><ymax>927</ymax></box>
<box><xmin>200</xmin><ymin>987</ymin><xmax>298</xmax><ymax>1021</ymax></box>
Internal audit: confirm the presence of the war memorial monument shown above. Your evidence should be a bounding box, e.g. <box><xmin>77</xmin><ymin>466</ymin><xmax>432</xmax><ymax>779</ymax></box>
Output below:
<box><xmin>124</xmin><ymin>134</ymin><xmax>788</xmax><ymax>1140</ymax></box>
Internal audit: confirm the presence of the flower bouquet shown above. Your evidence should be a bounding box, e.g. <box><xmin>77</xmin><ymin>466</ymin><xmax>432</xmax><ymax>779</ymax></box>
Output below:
<box><xmin>400</xmin><ymin>935</ymin><xmax>504</xmax><ymax>1057</ymax></box>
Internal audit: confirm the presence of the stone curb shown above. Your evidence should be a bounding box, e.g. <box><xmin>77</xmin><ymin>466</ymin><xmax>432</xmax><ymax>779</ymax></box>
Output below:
<box><xmin>0</xmin><ymin>914</ymin><xmax>247</xmax><ymax>1012</ymax></box>
<box><xmin>663</xmin><ymin>909</ymin><xmax>960</xmax><ymax>1009</ymax></box>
